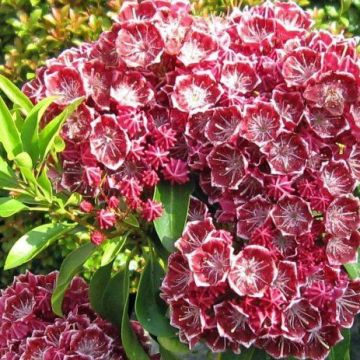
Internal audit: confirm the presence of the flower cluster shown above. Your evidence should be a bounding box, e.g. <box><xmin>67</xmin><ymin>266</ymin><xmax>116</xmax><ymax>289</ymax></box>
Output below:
<box><xmin>155</xmin><ymin>0</ymin><xmax>360</xmax><ymax>358</ymax></box>
<box><xmin>0</xmin><ymin>272</ymin><xmax>158</xmax><ymax>360</ymax></box>
<box><xmin>23</xmin><ymin>0</ymin><xmax>199</xmax><ymax>228</ymax></box>
<box><xmin>161</xmin><ymin>217</ymin><xmax>360</xmax><ymax>360</ymax></box>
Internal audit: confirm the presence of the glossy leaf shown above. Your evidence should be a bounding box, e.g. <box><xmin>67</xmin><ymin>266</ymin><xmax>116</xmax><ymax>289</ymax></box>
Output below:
<box><xmin>89</xmin><ymin>261</ymin><xmax>113</xmax><ymax>318</ymax></box>
<box><xmin>101</xmin><ymin>235</ymin><xmax>128</xmax><ymax>266</ymax></box>
<box><xmin>157</xmin><ymin>337</ymin><xmax>191</xmax><ymax>356</ymax></box>
<box><xmin>13</xmin><ymin>152</ymin><xmax>37</xmax><ymax>188</ymax></box>
<box><xmin>0</xmin><ymin>96</ymin><xmax>22</xmax><ymax>159</ymax></box>
<box><xmin>135</xmin><ymin>255</ymin><xmax>175</xmax><ymax>336</ymax></box>
<box><xmin>5</xmin><ymin>222</ymin><xmax>77</xmax><ymax>270</ymax></box>
<box><xmin>154</xmin><ymin>181</ymin><xmax>193</xmax><ymax>252</ymax></box>
<box><xmin>38</xmin><ymin>97</ymin><xmax>83</xmax><ymax>164</ymax></box>
<box><xmin>51</xmin><ymin>242</ymin><xmax>96</xmax><ymax>316</ymax></box>
<box><xmin>329</xmin><ymin>329</ymin><xmax>351</xmax><ymax>360</ymax></box>
<box><xmin>0</xmin><ymin>156</ymin><xmax>17</xmax><ymax>188</ymax></box>
<box><xmin>121</xmin><ymin>255</ymin><xmax>151</xmax><ymax>360</ymax></box>
<box><xmin>0</xmin><ymin>197</ymin><xmax>28</xmax><ymax>217</ymax></box>
<box><xmin>21</xmin><ymin>96</ymin><xmax>55</xmax><ymax>162</ymax></box>
<box><xmin>37</xmin><ymin>167</ymin><xmax>53</xmax><ymax>201</ymax></box>
<box><xmin>102</xmin><ymin>268</ymin><xmax>128</xmax><ymax>328</ymax></box>
<box><xmin>0</xmin><ymin>74</ymin><xmax>33</xmax><ymax>115</ymax></box>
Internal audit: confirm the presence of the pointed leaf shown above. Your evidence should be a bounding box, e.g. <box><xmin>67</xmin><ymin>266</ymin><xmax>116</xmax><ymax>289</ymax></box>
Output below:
<box><xmin>102</xmin><ymin>268</ymin><xmax>128</xmax><ymax>328</ymax></box>
<box><xmin>341</xmin><ymin>0</ymin><xmax>352</xmax><ymax>14</ymax></box>
<box><xmin>0</xmin><ymin>74</ymin><xmax>33</xmax><ymax>115</ymax></box>
<box><xmin>0</xmin><ymin>197</ymin><xmax>28</xmax><ymax>217</ymax></box>
<box><xmin>13</xmin><ymin>152</ymin><xmax>37</xmax><ymax>188</ymax></box>
<box><xmin>21</xmin><ymin>96</ymin><xmax>55</xmax><ymax>162</ymax></box>
<box><xmin>135</xmin><ymin>256</ymin><xmax>176</xmax><ymax>336</ymax></box>
<box><xmin>121</xmin><ymin>256</ymin><xmax>151</xmax><ymax>360</ymax></box>
<box><xmin>5</xmin><ymin>222</ymin><xmax>77</xmax><ymax>270</ymax></box>
<box><xmin>38</xmin><ymin>97</ymin><xmax>83</xmax><ymax>164</ymax></box>
<box><xmin>51</xmin><ymin>242</ymin><xmax>96</xmax><ymax>316</ymax></box>
<box><xmin>89</xmin><ymin>261</ymin><xmax>113</xmax><ymax>318</ymax></box>
<box><xmin>0</xmin><ymin>156</ymin><xmax>17</xmax><ymax>188</ymax></box>
<box><xmin>154</xmin><ymin>181</ymin><xmax>193</xmax><ymax>252</ymax></box>
<box><xmin>101</xmin><ymin>235</ymin><xmax>128</xmax><ymax>266</ymax></box>
<box><xmin>0</xmin><ymin>96</ymin><xmax>22</xmax><ymax>159</ymax></box>
<box><xmin>37</xmin><ymin>167</ymin><xmax>53</xmax><ymax>201</ymax></box>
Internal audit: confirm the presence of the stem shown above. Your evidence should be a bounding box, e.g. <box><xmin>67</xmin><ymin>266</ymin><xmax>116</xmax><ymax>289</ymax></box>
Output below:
<box><xmin>3</xmin><ymin>187</ymin><xmax>31</xmax><ymax>195</ymax></box>
<box><xmin>28</xmin><ymin>207</ymin><xmax>50</xmax><ymax>212</ymax></box>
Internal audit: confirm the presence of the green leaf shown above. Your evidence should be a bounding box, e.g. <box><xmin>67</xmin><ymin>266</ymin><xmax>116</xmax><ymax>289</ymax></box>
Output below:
<box><xmin>121</xmin><ymin>256</ymin><xmax>151</xmax><ymax>360</ymax></box>
<box><xmin>102</xmin><ymin>268</ymin><xmax>128</xmax><ymax>328</ymax></box>
<box><xmin>54</xmin><ymin>135</ymin><xmax>65</xmax><ymax>152</ymax></box>
<box><xmin>344</xmin><ymin>250</ymin><xmax>360</xmax><ymax>279</ymax></box>
<box><xmin>159</xmin><ymin>345</ymin><xmax>180</xmax><ymax>360</ymax></box>
<box><xmin>51</xmin><ymin>242</ymin><xmax>96</xmax><ymax>316</ymax></box>
<box><xmin>89</xmin><ymin>261</ymin><xmax>113</xmax><ymax>318</ymax></box>
<box><xmin>123</xmin><ymin>213</ymin><xmax>139</xmax><ymax>228</ymax></box>
<box><xmin>0</xmin><ymin>156</ymin><xmax>17</xmax><ymax>188</ymax></box>
<box><xmin>153</xmin><ymin>181</ymin><xmax>193</xmax><ymax>252</ymax></box>
<box><xmin>21</xmin><ymin>96</ymin><xmax>55</xmax><ymax>162</ymax></box>
<box><xmin>341</xmin><ymin>0</ymin><xmax>352</xmax><ymax>14</ymax></box>
<box><xmin>13</xmin><ymin>152</ymin><xmax>37</xmax><ymax>188</ymax></box>
<box><xmin>5</xmin><ymin>222</ymin><xmax>76</xmax><ymax>270</ymax></box>
<box><xmin>328</xmin><ymin>329</ymin><xmax>351</xmax><ymax>360</ymax></box>
<box><xmin>64</xmin><ymin>193</ymin><xmax>82</xmax><ymax>207</ymax></box>
<box><xmin>0</xmin><ymin>197</ymin><xmax>28</xmax><ymax>217</ymax></box>
<box><xmin>237</xmin><ymin>348</ymin><xmax>256</xmax><ymax>360</ymax></box>
<box><xmin>38</xmin><ymin>97</ymin><xmax>83</xmax><ymax>164</ymax></box>
<box><xmin>0</xmin><ymin>96</ymin><xmax>22</xmax><ymax>159</ymax></box>
<box><xmin>157</xmin><ymin>336</ymin><xmax>190</xmax><ymax>356</ymax></box>
<box><xmin>101</xmin><ymin>235</ymin><xmax>128</xmax><ymax>266</ymax></box>
<box><xmin>0</xmin><ymin>74</ymin><xmax>33</xmax><ymax>115</ymax></box>
<box><xmin>135</xmin><ymin>255</ymin><xmax>175</xmax><ymax>336</ymax></box>
<box><xmin>37</xmin><ymin>167</ymin><xmax>53</xmax><ymax>201</ymax></box>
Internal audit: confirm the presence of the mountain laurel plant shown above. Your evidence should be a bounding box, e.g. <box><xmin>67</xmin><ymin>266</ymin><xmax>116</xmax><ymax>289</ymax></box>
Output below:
<box><xmin>0</xmin><ymin>0</ymin><xmax>360</xmax><ymax>359</ymax></box>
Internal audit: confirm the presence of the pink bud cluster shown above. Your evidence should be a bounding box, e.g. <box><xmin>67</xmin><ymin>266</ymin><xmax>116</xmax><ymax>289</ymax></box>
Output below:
<box><xmin>0</xmin><ymin>272</ymin><xmax>158</xmax><ymax>360</ymax></box>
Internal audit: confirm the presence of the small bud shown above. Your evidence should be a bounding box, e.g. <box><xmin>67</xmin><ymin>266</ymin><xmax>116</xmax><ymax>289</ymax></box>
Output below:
<box><xmin>108</xmin><ymin>196</ymin><xmax>120</xmax><ymax>209</ymax></box>
<box><xmin>98</xmin><ymin>209</ymin><xmax>117</xmax><ymax>229</ymax></box>
<box><xmin>80</xmin><ymin>200</ymin><xmax>93</xmax><ymax>213</ymax></box>
<box><xmin>91</xmin><ymin>230</ymin><xmax>106</xmax><ymax>246</ymax></box>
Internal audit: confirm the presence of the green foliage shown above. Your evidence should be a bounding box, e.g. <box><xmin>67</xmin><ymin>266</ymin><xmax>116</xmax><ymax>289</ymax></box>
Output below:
<box><xmin>329</xmin><ymin>329</ymin><xmax>351</xmax><ymax>360</ymax></box>
<box><xmin>153</xmin><ymin>181</ymin><xmax>193</xmax><ymax>252</ymax></box>
<box><xmin>51</xmin><ymin>242</ymin><xmax>96</xmax><ymax>316</ymax></box>
<box><xmin>89</xmin><ymin>261</ymin><xmax>113</xmax><ymax>317</ymax></box>
<box><xmin>135</xmin><ymin>254</ymin><xmax>176</xmax><ymax>336</ymax></box>
<box><xmin>0</xmin><ymin>0</ymin><xmax>122</xmax><ymax>85</ymax></box>
<box><xmin>121</xmin><ymin>255</ymin><xmax>151</xmax><ymax>360</ymax></box>
<box><xmin>5</xmin><ymin>222</ymin><xmax>77</xmax><ymax>269</ymax></box>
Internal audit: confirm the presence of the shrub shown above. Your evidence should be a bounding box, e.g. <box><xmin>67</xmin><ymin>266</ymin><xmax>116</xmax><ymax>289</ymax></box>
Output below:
<box><xmin>0</xmin><ymin>0</ymin><xmax>360</xmax><ymax>359</ymax></box>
